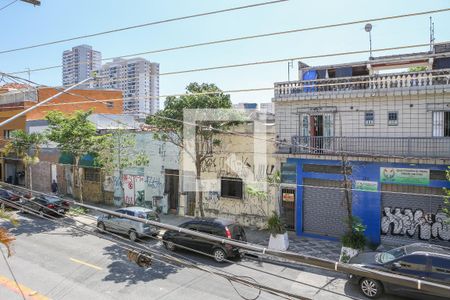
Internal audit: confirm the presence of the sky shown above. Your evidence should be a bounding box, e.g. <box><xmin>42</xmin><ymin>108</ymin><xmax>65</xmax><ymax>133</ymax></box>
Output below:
<box><xmin>1</xmin><ymin>0</ymin><xmax>449</xmax><ymax>107</ymax></box>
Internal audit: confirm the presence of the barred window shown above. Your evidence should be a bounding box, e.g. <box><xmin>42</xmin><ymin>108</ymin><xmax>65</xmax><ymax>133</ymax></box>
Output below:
<box><xmin>364</xmin><ymin>111</ymin><xmax>375</xmax><ymax>126</ymax></box>
<box><xmin>84</xmin><ymin>168</ymin><xmax>100</xmax><ymax>182</ymax></box>
<box><xmin>388</xmin><ymin>111</ymin><xmax>398</xmax><ymax>126</ymax></box>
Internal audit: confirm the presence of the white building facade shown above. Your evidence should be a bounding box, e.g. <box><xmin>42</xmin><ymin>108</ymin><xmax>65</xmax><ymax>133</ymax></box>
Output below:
<box><xmin>97</xmin><ymin>57</ymin><xmax>160</xmax><ymax>118</ymax></box>
<box><xmin>62</xmin><ymin>45</ymin><xmax>101</xmax><ymax>87</ymax></box>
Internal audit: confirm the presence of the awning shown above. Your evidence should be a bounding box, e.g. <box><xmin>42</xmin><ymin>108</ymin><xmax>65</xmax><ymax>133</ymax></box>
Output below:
<box><xmin>59</xmin><ymin>153</ymin><xmax>95</xmax><ymax>167</ymax></box>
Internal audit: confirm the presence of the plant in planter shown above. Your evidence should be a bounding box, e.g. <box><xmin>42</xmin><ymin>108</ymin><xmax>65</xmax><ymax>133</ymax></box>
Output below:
<box><xmin>340</xmin><ymin>216</ymin><xmax>367</xmax><ymax>263</ymax></box>
<box><xmin>267</xmin><ymin>211</ymin><xmax>289</xmax><ymax>251</ymax></box>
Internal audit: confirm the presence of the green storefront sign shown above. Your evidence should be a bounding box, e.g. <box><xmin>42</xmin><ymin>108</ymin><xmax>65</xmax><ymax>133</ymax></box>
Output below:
<box><xmin>355</xmin><ymin>180</ymin><xmax>378</xmax><ymax>192</ymax></box>
<box><xmin>380</xmin><ymin>167</ymin><xmax>430</xmax><ymax>185</ymax></box>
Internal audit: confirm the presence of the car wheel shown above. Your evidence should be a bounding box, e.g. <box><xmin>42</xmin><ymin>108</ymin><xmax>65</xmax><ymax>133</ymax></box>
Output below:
<box><xmin>360</xmin><ymin>278</ymin><xmax>383</xmax><ymax>298</ymax></box>
<box><xmin>213</xmin><ymin>248</ymin><xmax>227</xmax><ymax>263</ymax></box>
<box><xmin>164</xmin><ymin>241</ymin><xmax>176</xmax><ymax>251</ymax></box>
<box><xmin>97</xmin><ymin>222</ymin><xmax>106</xmax><ymax>233</ymax></box>
<box><xmin>129</xmin><ymin>230</ymin><xmax>138</xmax><ymax>242</ymax></box>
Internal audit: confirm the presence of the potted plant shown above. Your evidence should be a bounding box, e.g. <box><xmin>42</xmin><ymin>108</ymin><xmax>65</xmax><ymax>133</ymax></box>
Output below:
<box><xmin>267</xmin><ymin>211</ymin><xmax>289</xmax><ymax>251</ymax></box>
<box><xmin>339</xmin><ymin>216</ymin><xmax>366</xmax><ymax>263</ymax></box>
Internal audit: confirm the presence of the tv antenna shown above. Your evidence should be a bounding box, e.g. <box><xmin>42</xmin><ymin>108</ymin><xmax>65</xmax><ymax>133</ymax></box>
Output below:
<box><xmin>365</xmin><ymin>23</ymin><xmax>373</xmax><ymax>59</ymax></box>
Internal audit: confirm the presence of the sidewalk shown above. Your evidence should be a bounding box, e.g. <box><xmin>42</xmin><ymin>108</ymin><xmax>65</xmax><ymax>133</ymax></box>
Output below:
<box><xmin>158</xmin><ymin>213</ymin><xmax>342</xmax><ymax>261</ymax></box>
<box><xmin>82</xmin><ymin>202</ymin><xmax>342</xmax><ymax>261</ymax></box>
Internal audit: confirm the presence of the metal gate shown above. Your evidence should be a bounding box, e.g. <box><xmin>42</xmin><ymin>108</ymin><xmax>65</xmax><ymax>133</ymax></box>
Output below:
<box><xmin>380</xmin><ymin>184</ymin><xmax>448</xmax><ymax>245</ymax></box>
<box><xmin>302</xmin><ymin>178</ymin><xmax>348</xmax><ymax>237</ymax></box>
<box><xmin>280</xmin><ymin>188</ymin><xmax>295</xmax><ymax>230</ymax></box>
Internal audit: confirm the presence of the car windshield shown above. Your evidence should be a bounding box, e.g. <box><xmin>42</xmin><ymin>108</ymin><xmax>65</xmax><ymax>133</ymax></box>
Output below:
<box><xmin>376</xmin><ymin>246</ymin><xmax>408</xmax><ymax>263</ymax></box>
<box><xmin>42</xmin><ymin>196</ymin><xmax>61</xmax><ymax>203</ymax></box>
<box><xmin>137</xmin><ymin>212</ymin><xmax>158</xmax><ymax>220</ymax></box>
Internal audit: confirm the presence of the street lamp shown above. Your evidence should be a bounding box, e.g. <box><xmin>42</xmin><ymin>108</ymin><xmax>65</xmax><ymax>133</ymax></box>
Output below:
<box><xmin>20</xmin><ymin>0</ymin><xmax>41</xmax><ymax>6</ymax></box>
<box><xmin>365</xmin><ymin>23</ymin><xmax>373</xmax><ymax>60</ymax></box>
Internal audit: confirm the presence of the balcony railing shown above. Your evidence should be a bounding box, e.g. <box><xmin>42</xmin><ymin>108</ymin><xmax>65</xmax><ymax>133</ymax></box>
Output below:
<box><xmin>0</xmin><ymin>90</ymin><xmax>37</xmax><ymax>106</ymax></box>
<box><xmin>275</xmin><ymin>69</ymin><xmax>450</xmax><ymax>98</ymax></box>
<box><xmin>278</xmin><ymin>136</ymin><xmax>450</xmax><ymax>159</ymax></box>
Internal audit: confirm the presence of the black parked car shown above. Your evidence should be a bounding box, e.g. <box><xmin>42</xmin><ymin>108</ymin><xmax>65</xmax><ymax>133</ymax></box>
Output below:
<box><xmin>162</xmin><ymin>218</ymin><xmax>247</xmax><ymax>262</ymax></box>
<box><xmin>20</xmin><ymin>195</ymin><xmax>70</xmax><ymax>217</ymax></box>
<box><xmin>348</xmin><ymin>243</ymin><xmax>450</xmax><ymax>299</ymax></box>
<box><xmin>0</xmin><ymin>188</ymin><xmax>22</xmax><ymax>208</ymax></box>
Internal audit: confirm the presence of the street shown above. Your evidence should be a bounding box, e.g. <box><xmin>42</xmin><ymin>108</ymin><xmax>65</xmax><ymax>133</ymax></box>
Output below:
<box><xmin>0</xmin><ymin>212</ymin><xmax>406</xmax><ymax>300</ymax></box>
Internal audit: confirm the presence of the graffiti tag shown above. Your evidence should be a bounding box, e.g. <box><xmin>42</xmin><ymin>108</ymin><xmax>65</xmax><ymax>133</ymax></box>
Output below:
<box><xmin>381</xmin><ymin>207</ymin><xmax>449</xmax><ymax>241</ymax></box>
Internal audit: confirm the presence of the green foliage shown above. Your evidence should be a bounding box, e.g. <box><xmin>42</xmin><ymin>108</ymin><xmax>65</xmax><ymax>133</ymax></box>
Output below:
<box><xmin>267</xmin><ymin>170</ymin><xmax>281</xmax><ymax>186</ymax></box>
<box><xmin>67</xmin><ymin>206</ymin><xmax>88</xmax><ymax>216</ymax></box>
<box><xmin>0</xmin><ymin>209</ymin><xmax>19</xmax><ymax>227</ymax></box>
<box><xmin>267</xmin><ymin>211</ymin><xmax>286</xmax><ymax>236</ymax></box>
<box><xmin>95</xmin><ymin>130</ymin><xmax>149</xmax><ymax>172</ymax></box>
<box><xmin>46</xmin><ymin>110</ymin><xmax>110</xmax><ymax>202</ymax></box>
<box><xmin>45</xmin><ymin>110</ymin><xmax>108</xmax><ymax>160</ymax></box>
<box><xmin>3</xmin><ymin>130</ymin><xmax>46</xmax><ymax>166</ymax></box>
<box><xmin>341</xmin><ymin>216</ymin><xmax>367</xmax><ymax>250</ymax></box>
<box><xmin>146</xmin><ymin>83</ymin><xmax>239</xmax><ymax>147</ymax></box>
<box><xmin>146</xmin><ymin>82</ymin><xmax>241</xmax><ymax>216</ymax></box>
<box><xmin>245</xmin><ymin>185</ymin><xmax>268</xmax><ymax>201</ymax></box>
<box><xmin>408</xmin><ymin>66</ymin><xmax>427</xmax><ymax>72</ymax></box>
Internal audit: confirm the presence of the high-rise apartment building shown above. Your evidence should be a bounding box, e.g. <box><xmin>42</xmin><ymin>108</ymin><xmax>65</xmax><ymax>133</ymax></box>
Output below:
<box><xmin>62</xmin><ymin>45</ymin><xmax>102</xmax><ymax>86</ymax></box>
<box><xmin>96</xmin><ymin>57</ymin><xmax>160</xmax><ymax>117</ymax></box>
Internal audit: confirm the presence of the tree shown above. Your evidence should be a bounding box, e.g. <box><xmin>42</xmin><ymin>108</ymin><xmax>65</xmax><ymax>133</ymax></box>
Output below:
<box><xmin>46</xmin><ymin>110</ymin><xmax>108</xmax><ymax>203</ymax></box>
<box><xmin>3</xmin><ymin>130</ymin><xmax>46</xmax><ymax>191</ymax></box>
<box><xmin>96</xmin><ymin>130</ymin><xmax>149</xmax><ymax>207</ymax></box>
<box><xmin>147</xmin><ymin>83</ymin><xmax>235</xmax><ymax>217</ymax></box>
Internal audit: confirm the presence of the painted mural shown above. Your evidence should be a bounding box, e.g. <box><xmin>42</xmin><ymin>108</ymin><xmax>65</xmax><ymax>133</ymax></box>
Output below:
<box><xmin>123</xmin><ymin>174</ymin><xmax>146</xmax><ymax>206</ymax></box>
<box><xmin>381</xmin><ymin>206</ymin><xmax>450</xmax><ymax>241</ymax></box>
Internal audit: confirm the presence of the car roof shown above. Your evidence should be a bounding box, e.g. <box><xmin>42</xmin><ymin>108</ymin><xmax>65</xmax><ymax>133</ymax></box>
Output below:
<box><xmin>189</xmin><ymin>218</ymin><xmax>237</xmax><ymax>226</ymax></box>
<box><xmin>406</xmin><ymin>243</ymin><xmax>450</xmax><ymax>256</ymax></box>
<box><xmin>120</xmin><ymin>206</ymin><xmax>154</xmax><ymax>213</ymax></box>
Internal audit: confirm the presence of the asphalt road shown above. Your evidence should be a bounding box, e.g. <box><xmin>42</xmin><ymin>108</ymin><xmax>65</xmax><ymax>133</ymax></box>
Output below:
<box><xmin>0</xmin><ymin>212</ymin><xmax>407</xmax><ymax>300</ymax></box>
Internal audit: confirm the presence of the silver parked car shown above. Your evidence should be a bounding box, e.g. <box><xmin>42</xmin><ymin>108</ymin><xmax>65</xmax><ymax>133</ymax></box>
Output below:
<box><xmin>97</xmin><ymin>206</ymin><xmax>160</xmax><ymax>241</ymax></box>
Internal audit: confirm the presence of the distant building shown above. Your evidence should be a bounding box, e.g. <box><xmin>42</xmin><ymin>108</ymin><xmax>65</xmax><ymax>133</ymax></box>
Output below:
<box><xmin>0</xmin><ymin>84</ymin><xmax>123</xmax><ymax>189</ymax></box>
<box><xmin>260</xmin><ymin>102</ymin><xmax>274</xmax><ymax>114</ymax></box>
<box><xmin>233</xmin><ymin>102</ymin><xmax>258</xmax><ymax>111</ymax></box>
<box><xmin>96</xmin><ymin>57</ymin><xmax>160</xmax><ymax>118</ymax></box>
<box><xmin>62</xmin><ymin>45</ymin><xmax>101</xmax><ymax>87</ymax></box>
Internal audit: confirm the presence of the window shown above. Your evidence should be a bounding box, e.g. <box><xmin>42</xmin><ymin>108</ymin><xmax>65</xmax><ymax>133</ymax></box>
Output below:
<box><xmin>388</xmin><ymin>111</ymin><xmax>398</xmax><ymax>126</ymax></box>
<box><xmin>364</xmin><ymin>111</ymin><xmax>374</xmax><ymax>126</ymax></box>
<box><xmin>3</xmin><ymin>130</ymin><xmax>14</xmax><ymax>139</ymax></box>
<box><xmin>433</xmin><ymin>111</ymin><xmax>450</xmax><ymax>137</ymax></box>
<box><xmin>84</xmin><ymin>168</ymin><xmax>100</xmax><ymax>182</ymax></box>
<box><xmin>221</xmin><ymin>177</ymin><xmax>243</xmax><ymax>199</ymax></box>
<box><xmin>397</xmin><ymin>255</ymin><xmax>428</xmax><ymax>272</ymax></box>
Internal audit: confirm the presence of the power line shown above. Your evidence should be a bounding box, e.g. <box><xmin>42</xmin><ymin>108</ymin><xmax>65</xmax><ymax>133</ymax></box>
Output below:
<box><xmin>6</xmin><ymin>8</ymin><xmax>450</xmax><ymax>75</ymax></box>
<box><xmin>1</xmin><ymin>197</ymin><xmax>304</xmax><ymax>300</ymax></box>
<box><xmin>0</xmin><ymin>0</ymin><xmax>18</xmax><ymax>12</ymax></box>
<box><xmin>3</xmin><ymin>70</ymin><xmax>450</xmax><ymax>162</ymax></box>
<box><xmin>2</xmin><ymin>188</ymin><xmax>450</xmax><ymax>298</ymax></box>
<box><xmin>0</xmin><ymin>248</ymin><xmax>26</xmax><ymax>300</ymax></box>
<box><xmin>0</xmin><ymin>0</ymin><xmax>289</xmax><ymax>55</ymax></box>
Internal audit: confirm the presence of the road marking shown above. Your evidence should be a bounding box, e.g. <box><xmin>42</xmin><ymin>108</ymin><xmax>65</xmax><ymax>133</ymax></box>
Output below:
<box><xmin>0</xmin><ymin>275</ymin><xmax>49</xmax><ymax>299</ymax></box>
<box><xmin>69</xmin><ymin>257</ymin><xmax>103</xmax><ymax>271</ymax></box>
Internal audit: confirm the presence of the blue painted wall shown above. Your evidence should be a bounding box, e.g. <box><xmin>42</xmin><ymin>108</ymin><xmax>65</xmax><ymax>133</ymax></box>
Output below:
<box><xmin>287</xmin><ymin>158</ymin><xmax>450</xmax><ymax>245</ymax></box>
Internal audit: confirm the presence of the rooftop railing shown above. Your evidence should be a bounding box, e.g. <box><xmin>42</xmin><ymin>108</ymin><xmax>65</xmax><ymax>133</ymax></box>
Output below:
<box><xmin>274</xmin><ymin>69</ymin><xmax>450</xmax><ymax>98</ymax></box>
<box><xmin>278</xmin><ymin>136</ymin><xmax>450</xmax><ymax>159</ymax></box>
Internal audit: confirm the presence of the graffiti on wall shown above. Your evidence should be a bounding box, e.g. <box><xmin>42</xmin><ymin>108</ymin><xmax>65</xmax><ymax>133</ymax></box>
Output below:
<box><xmin>202</xmin><ymin>155</ymin><xmax>274</xmax><ymax>181</ymax></box>
<box><xmin>381</xmin><ymin>207</ymin><xmax>450</xmax><ymax>241</ymax></box>
<box><xmin>123</xmin><ymin>175</ymin><xmax>145</xmax><ymax>206</ymax></box>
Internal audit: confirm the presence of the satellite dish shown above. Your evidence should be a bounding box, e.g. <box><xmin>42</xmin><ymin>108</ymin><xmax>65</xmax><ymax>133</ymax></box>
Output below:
<box><xmin>365</xmin><ymin>23</ymin><xmax>372</xmax><ymax>32</ymax></box>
